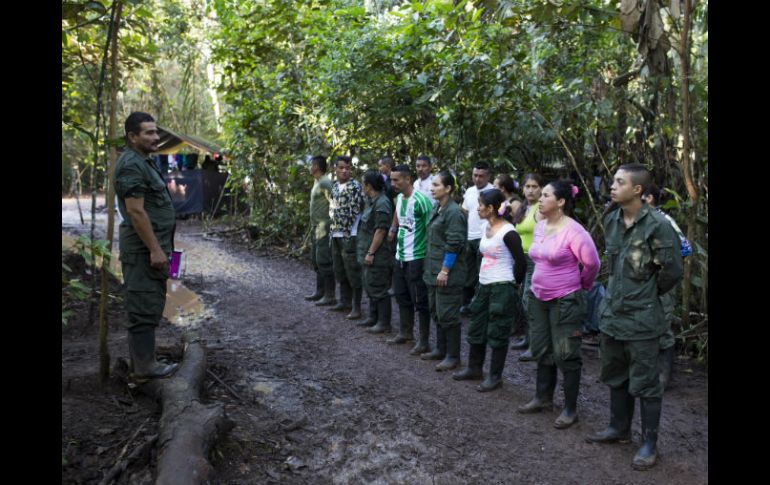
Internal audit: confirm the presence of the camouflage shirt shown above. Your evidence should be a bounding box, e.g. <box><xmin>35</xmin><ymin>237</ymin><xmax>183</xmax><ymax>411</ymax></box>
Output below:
<box><xmin>330</xmin><ymin>180</ymin><xmax>366</xmax><ymax>237</ymax></box>
<box><xmin>598</xmin><ymin>204</ymin><xmax>683</xmax><ymax>340</ymax></box>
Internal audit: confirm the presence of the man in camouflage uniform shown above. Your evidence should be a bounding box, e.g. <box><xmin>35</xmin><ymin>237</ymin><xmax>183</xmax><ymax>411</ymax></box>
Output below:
<box><xmin>585</xmin><ymin>164</ymin><xmax>683</xmax><ymax>470</ymax></box>
<box><xmin>305</xmin><ymin>155</ymin><xmax>336</xmax><ymax>306</ymax></box>
<box><xmin>329</xmin><ymin>156</ymin><xmax>366</xmax><ymax>319</ymax></box>
<box><xmin>114</xmin><ymin>112</ymin><xmax>178</xmax><ymax>379</ymax></box>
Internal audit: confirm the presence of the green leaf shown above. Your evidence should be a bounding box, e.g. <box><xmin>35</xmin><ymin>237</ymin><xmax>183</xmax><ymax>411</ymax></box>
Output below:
<box><xmin>85</xmin><ymin>1</ymin><xmax>107</xmax><ymax>15</ymax></box>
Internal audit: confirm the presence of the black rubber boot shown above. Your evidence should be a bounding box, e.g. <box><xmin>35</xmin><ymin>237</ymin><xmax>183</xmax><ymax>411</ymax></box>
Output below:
<box><xmin>517</xmin><ymin>364</ymin><xmax>557</xmax><ymax>413</ymax></box>
<box><xmin>315</xmin><ymin>276</ymin><xmax>337</xmax><ymax>306</ymax></box>
<box><xmin>632</xmin><ymin>397</ymin><xmax>662</xmax><ymax>470</ymax></box>
<box><xmin>554</xmin><ymin>369</ymin><xmax>581</xmax><ymax>428</ymax></box>
<box><xmin>453</xmin><ymin>343</ymin><xmax>486</xmax><ymax>380</ymax></box>
<box><xmin>330</xmin><ymin>281</ymin><xmax>352</xmax><ymax>311</ymax></box>
<box><xmin>387</xmin><ymin>306</ymin><xmax>415</xmax><ymax>344</ymax></box>
<box><xmin>358</xmin><ymin>296</ymin><xmax>378</xmax><ymax>326</ymax></box>
<box><xmin>128</xmin><ymin>328</ymin><xmax>177</xmax><ymax>380</ymax></box>
<box><xmin>304</xmin><ymin>273</ymin><xmax>324</xmax><ymax>301</ymax></box>
<box><xmin>478</xmin><ymin>346</ymin><xmax>507</xmax><ymax>392</ymax></box>
<box><xmin>367</xmin><ymin>298</ymin><xmax>392</xmax><ymax>334</ymax></box>
<box><xmin>658</xmin><ymin>346</ymin><xmax>675</xmax><ymax>390</ymax></box>
<box><xmin>421</xmin><ymin>324</ymin><xmax>445</xmax><ymax>360</ymax></box>
<box><xmin>346</xmin><ymin>287</ymin><xmax>363</xmax><ymax>319</ymax></box>
<box><xmin>435</xmin><ymin>325</ymin><xmax>460</xmax><ymax>371</ymax></box>
<box><xmin>510</xmin><ymin>333</ymin><xmax>529</xmax><ymax>350</ymax></box>
<box><xmin>585</xmin><ymin>387</ymin><xmax>635</xmax><ymax>443</ymax></box>
<box><xmin>410</xmin><ymin>312</ymin><xmax>431</xmax><ymax>355</ymax></box>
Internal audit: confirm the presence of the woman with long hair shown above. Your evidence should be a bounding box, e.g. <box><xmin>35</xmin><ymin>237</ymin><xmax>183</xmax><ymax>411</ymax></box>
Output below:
<box><xmin>452</xmin><ymin>189</ymin><xmax>526</xmax><ymax>392</ymax></box>
<box><xmin>510</xmin><ymin>173</ymin><xmax>545</xmax><ymax>361</ymax></box>
<box><xmin>517</xmin><ymin>180</ymin><xmax>600</xmax><ymax>429</ymax></box>
<box><xmin>420</xmin><ymin>171</ymin><xmax>468</xmax><ymax>371</ymax></box>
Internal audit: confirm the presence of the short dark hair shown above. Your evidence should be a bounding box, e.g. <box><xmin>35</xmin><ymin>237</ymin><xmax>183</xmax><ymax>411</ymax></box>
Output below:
<box><xmin>436</xmin><ymin>170</ymin><xmax>456</xmax><ymax>194</ymax></box>
<box><xmin>392</xmin><ymin>164</ymin><xmax>413</xmax><ymax>180</ymax></box>
<box><xmin>416</xmin><ymin>155</ymin><xmax>432</xmax><ymax>165</ymax></box>
<box><xmin>311</xmin><ymin>155</ymin><xmax>327</xmax><ymax>173</ymax></box>
<box><xmin>378</xmin><ymin>156</ymin><xmax>395</xmax><ymax>169</ymax></box>
<box><xmin>473</xmin><ymin>162</ymin><xmax>491</xmax><ymax>172</ymax></box>
<box><xmin>363</xmin><ymin>170</ymin><xmax>385</xmax><ymax>192</ymax></box>
<box><xmin>124</xmin><ymin>112</ymin><xmax>154</xmax><ymax>138</ymax></box>
<box><xmin>618</xmin><ymin>163</ymin><xmax>651</xmax><ymax>193</ymax></box>
<box><xmin>334</xmin><ymin>155</ymin><xmax>352</xmax><ymax>166</ymax></box>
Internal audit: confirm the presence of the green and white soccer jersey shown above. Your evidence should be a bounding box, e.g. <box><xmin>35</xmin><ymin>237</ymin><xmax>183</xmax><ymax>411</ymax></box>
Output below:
<box><xmin>396</xmin><ymin>191</ymin><xmax>433</xmax><ymax>262</ymax></box>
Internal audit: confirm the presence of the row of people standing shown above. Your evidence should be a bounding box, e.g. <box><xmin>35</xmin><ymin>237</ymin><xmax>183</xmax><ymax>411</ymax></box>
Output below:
<box><xmin>305</xmin><ymin>156</ymin><xmax>682</xmax><ymax>470</ymax></box>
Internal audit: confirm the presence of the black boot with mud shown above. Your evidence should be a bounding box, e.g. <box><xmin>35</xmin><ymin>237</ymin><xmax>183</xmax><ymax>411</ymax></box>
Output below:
<box><xmin>585</xmin><ymin>387</ymin><xmax>635</xmax><ymax>444</ymax></box>
<box><xmin>128</xmin><ymin>328</ymin><xmax>178</xmax><ymax>381</ymax></box>
<box><xmin>387</xmin><ymin>306</ymin><xmax>415</xmax><ymax>344</ymax></box>
<box><xmin>315</xmin><ymin>276</ymin><xmax>337</xmax><ymax>306</ymax></box>
<box><xmin>421</xmin><ymin>324</ymin><xmax>446</xmax><ymax>360</ymax></box>
<box><xmin>367</xmin><ymin>298</ymin><xmax>392</xmax><ymax>334</ymax></box>
<box><xmin>358</xmin><ymin>297</ymin><xmax>378</xmax><ymax>326</ymax></box>
<box><xmin>554</xmin><ymin>369</ymin><xmax>581</xmax><ymax>429</ymax></box>
<box><xmin>435</xmin><ymin>325</ymin><xmax>461</xmax><ymax>371</ymax></box>
<box><xmin>453</xmin><ymin>343</ymin><xmax>485</xmax><ymax>381</ymax></box>
<box><xmin>304</xmin><ymin>273</ymin><xmax>325</xmax><ymax>301</ymax></box>
<box><xmin>518</xmin><ymin>364</ymin><xmax>557</xmax><ymax>413</ymax></box>
<box><xmin>409</xmin><ymin>312</ymin><xmax>431</xmax><ymax>355</ymax></box>
<box><xmin>632</xmin><ymin>397</ymin><xmax>662</xmax><ymax>470</ymax></box>
<box><xmin>330</xmin><ymin>281</ymin><xmax>352</xmax><ymax>312</ymax></box>
<box><xmin>346</xmin><ymin>287</ymin><xmax>363</xmax><ymax>319</ymax></box>
<box><xmin>478</xmin><ymin>346</ymin><xmax>507</xmax><ymax>392</ymax></box>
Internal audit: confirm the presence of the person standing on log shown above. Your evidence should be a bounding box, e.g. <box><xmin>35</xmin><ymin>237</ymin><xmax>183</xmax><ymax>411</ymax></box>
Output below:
<box><xmin>114</xmin><ymin>112</ymin><xmax>178</xmax><ymax>379</ymax></box>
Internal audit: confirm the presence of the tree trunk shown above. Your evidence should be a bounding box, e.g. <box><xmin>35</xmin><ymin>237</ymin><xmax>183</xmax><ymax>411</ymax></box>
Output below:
<box><xmin>679</xmin><ymin>0</ymin><xmax>697</xmax><ymax>327</ymax></box>
<box><xmin>88</xmin><ymin>0</ymin><xmax>120</xmax><ymax>327</ymax></box>
<box><xmin>99</xmin><ymin>0</ymin><xmax>123</xmax><ymax>386</ymax></box>
<box><xmin>130</xmin><ymin>332</ymin><xmax>234</xmax><ymax>484</ymax></box>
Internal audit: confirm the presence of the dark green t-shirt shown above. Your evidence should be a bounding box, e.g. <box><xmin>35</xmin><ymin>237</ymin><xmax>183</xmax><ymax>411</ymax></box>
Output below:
<box><xmin>114</xmin><ymin>148</ymin><xmax>176</xmax><ymax>254</ymax></box>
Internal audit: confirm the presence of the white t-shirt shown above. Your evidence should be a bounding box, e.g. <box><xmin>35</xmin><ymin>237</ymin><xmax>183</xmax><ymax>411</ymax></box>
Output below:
<box><xmin>478</xmin><ymin>221</ymin><xmax>516</xmax><ymax>285</ymax></box>
<box><xmin>413</xmin><ymin>175</ymin><xmax>435</xmax><ymax>202</ymax></box>
<box><xmin>462</xmin><ymin>183</ymin><xmax>494</xmax><ymax>240</ymax></box>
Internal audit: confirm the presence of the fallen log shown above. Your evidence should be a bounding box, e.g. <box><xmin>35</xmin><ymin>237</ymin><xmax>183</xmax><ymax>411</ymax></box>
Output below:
<box><xmin>135</xmin><ymin>332</ymin><xmax>234</xmax><ymax>485</ymax></box>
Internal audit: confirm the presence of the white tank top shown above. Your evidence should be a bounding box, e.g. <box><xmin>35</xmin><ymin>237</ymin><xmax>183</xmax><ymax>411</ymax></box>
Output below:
<box><xmin>478</xmin><ymin>221</ymin><xmax>516</xmax><ymax>285</ymax></box>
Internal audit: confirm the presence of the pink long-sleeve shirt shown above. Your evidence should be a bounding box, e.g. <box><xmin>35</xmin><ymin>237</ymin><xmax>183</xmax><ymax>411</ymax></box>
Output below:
<box><xmin>529</xmin><ymin>218</ymin><xmax>601</xmax><ymax>301</ymax></box>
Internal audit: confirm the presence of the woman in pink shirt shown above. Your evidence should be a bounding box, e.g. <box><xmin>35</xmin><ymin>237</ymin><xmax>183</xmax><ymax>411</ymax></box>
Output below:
<box><xmin>517</xmin><ymin>180</ymin><xmax>600</xmax><ymax>430</ymax></box>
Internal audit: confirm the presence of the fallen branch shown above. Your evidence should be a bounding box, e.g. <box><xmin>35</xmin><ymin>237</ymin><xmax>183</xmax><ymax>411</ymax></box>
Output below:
<box><xmin>134</xmin><ymin>332</ymin><xmax>234</xmax><ymax>485</ymax></box>
<box><xmin>206</xmin><ymin>369</ymin><xmax>245</xmax><ymax>402</ymax></box>
<box><xmin>98</xmin><ymin>432</ymin><xmax>157</xmax><ymax>485</ymax></box>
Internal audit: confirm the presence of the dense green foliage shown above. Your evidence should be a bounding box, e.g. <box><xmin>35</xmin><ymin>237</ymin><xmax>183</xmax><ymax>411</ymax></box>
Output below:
<box><xmin>62</xmin><ymin>0</ymin><xmax>708</xmax><ymax>360</ymax></box>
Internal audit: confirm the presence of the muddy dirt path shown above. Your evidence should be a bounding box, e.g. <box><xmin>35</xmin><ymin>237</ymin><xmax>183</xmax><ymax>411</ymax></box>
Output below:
<box><xmin>165</xmin><ymin>220</ymin><xmax>708</xmax><ymax>484</ymax></box>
